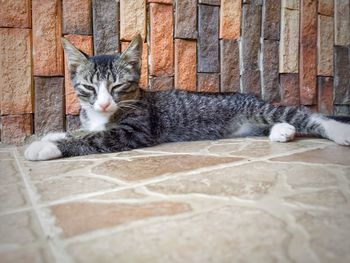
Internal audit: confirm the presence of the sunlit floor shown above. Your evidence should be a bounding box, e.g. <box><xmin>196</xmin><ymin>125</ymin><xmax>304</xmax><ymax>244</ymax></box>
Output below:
<box><xmin>1</xmin><ymin>137</ymin><xmax>350</xmax><ymax>263</ymax></box>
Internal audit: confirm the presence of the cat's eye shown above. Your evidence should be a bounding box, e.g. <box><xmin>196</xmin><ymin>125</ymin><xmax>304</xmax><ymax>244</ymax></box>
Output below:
<box><xmin>82</xmin><ymin>84</ymin><xmax>95</xmax><ymax>91</ymax></box>
<box><xmin>111</xmin><ymin>83</ymin><xmax>130</xmax><ymax>93</ymax></box>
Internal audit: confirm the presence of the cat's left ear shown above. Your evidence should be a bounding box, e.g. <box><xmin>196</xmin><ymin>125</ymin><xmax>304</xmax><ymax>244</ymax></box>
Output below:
<box><xmin>61</xmin><ymin>37</ymin><xmax>89</xmax><ymax>76</ymax></box>
<box><xmin>120</xmin><ymin>34</ymin><xmax>143</xmax><ymax>70</ymax></box>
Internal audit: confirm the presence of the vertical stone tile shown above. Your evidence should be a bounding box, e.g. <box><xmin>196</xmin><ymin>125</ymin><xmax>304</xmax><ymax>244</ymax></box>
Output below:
<box><xmin>220</xmin><ymin>0</ymin><xmax>242</xmax><ymax>40</ymax></box>
<box><xmin>198</xmin><ymin>5</ymin><xmax>219</xmax><ymax>73</ymax></box>
<box><xmin>262</xmin><ymin>40</ymin><xmax>280</xmax><ymax>102</ymax></box>
<box><xmin>334</xmin><ymin>46</ymin><xmax>350</xmax><ymax>105</ymax></box>
<box><xmin>120</xmin><ymin>0</ymin><xmax>146</xmax><ymax>41</ymax></box>
<box><xmin>175</xmin><ymin>39</ymin><xmax>196</xmax><ymax>91</ymax></box>
<box><xmin>64</xmin><ymin>35</ymin><xmax>93</xmax><ymax>115</ymax></box>
<box><xmin>32</xmin><ymin>0</ymin><xmax>64</xmax><ymax>76</ymax></box>
<box><xmin>241</xmin><ymin>70</ymin><xmax>261</xmax><ymax>97</ymax></box>
<box><xmin>220</xmin><ymin>39</ymin><xmax>240</xmax><ymax>92</ymax></box>
<box><xmin>334</xmin><ymin>0</ymin><xmax>350</xmax><ymax>46</ymax></box>
<box><xmin>199</xmin><ymin>0</ymin><xmax>220</xmax><ymax>5</ymax></box>
<box><xmin>262</xmin><ymin>0</ymin><xmax>281</xmax><ymax>40</ymax></box>
<box><xmin>279</xmin><ymin>7</ymin><xmax>299</xmax><ymax>73</ymax></box>
<box><xmin>317</xmin><ymin>76</ymin><xmax>333</xmax><ymax>115</ymax></box>
<box><xmin>66</xmin><ymin>115</ymin><xmax>81</xmax><ymax>131</ymax></box>
<box><xmin>0</xmin><ymin>0</ymin><xmax>31</xmax><ymax>28</ymax></box>
<box><xmin>149</xmin><ymin>76</ymin><xmax>174</xmax><ymax>91</ymax></box>
<box><xmin>280</xmin><ymin>73</ymin><xmax>300</xmax><ymax>106</ymax></box>
<box><xmin>0</xmin><ymin>28</ymin><xmax>32</xmax><ymax>115</ymax></box>
<box><xmin>299</xmin><ymin>0</ymin><xmax>317</xmax><ymax>105</ymax></box>
<box><xmin>282</xmin><ymin>0</ymin><xmax>299</xmax><ymax>10</ymax></box>
<box><xmin>149</xmin><ymin>3</ymin><xmax>174</xmax><ymax>76</ymax></box>
<box><xmin>241</xmin><ymin>3</ymin><xmax>262</xmax><ymax>71</ymax></box>
<box><xmin>318</xmin><ymin>0</ymin><xmax>334</xmax><ymax>16</ymax></box>
<box><xmin>333</xmin><ymin>105</ymin><xmax>350</xmax><ymax>116</ymax></box>
<box><xmin>197</xmin><ymin>74</ymin><xmax>220</xmax><ymax>92</ymax></box>
<box><xmin>93</xmin><ymin>0</ymin><xmax>119</xmax><ymax>54</ymax></box>
<box><xmin>1</xmin><ymin>114</ymin><xmax>32</xmax><ymax>144</ymax></box>
<box><xmin>121</xmin><ymin>41</ymin><xmax>149</xmax><ymax>90</ymax></box>
<box><xmin>34</xmin><ymin>77</ymin><xmax>64</xmax><ymax>137</ymax></box>
<box><xmin>148</xmin><ymin>0</ymin><xmax>173</xmax><ymax>4</ymax></box>
<box><xmin>63</xmin><ymin>0</ymin><xmax>92</xmax><ymax>35</ymax></box>
<box><xmin>317</xmin><ymin>15</ymin><xmax>334</xmax><ymax>76</ymax></box>
<box><xmin>175</xmin><ymin>0</ymin><xmax>197</xmax><ymax>39</ymax></box>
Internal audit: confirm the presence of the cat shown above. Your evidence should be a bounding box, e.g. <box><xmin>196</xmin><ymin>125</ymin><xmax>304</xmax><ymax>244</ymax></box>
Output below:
<box><xmin>25</xmin><ymin>34</ymin><xmax>350</xmax><ymax>161</ymax></box>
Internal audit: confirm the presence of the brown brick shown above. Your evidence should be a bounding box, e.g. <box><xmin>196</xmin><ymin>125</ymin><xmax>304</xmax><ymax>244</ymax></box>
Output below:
<box><xmin>335</xmin><ymin>0</ymin><xmax>350</xmax><ymax>46</ymax></box>
<box><xmin>0</xmin><ymin>28</ymin><xmax>32</xmax><ymax>115</ymax></box>
<box><xmin>317</xmin><ymin>77</ymin><xmax>333</xmax><ymax>115</ymax></box>
<box><xmin>198</xmin><ymin>74</ymin><xmax>220</xmax><ymax>92</ymax></box>
<box><xmin>121</xmin><ymin>41</ymin><xmax>149</xmax><ymax>90</ymax></box>
<box><xmin>150</xmin><ymin>3</ymin><xmax>174</xmax><ymax>76</ymax></box>
<box><xmin>220</xmin><ymin>0</ymin><xmax>241</xmax><ymax>40</ymax></box>
<box><xmin>34</xmin><ymin>77</ymin><xmax>65</xmax><ymax>137</ymax></box>
<box><xmin>261</xmin><ymin>40</ymin><xmax>280</xmax><ymax>103</ymax></box>
<box><xmin>63</xmin><ymin>0</ymin><xmax>92</xmax><ymax>35</ymax></box>
<box><xmin>1</xmin><ymin>114</ymin><xmax>32</xmax><ymax>145</ymax></box>
<box><xmin>149</xmin><ymin>76</ymin><xmax>173</xmax><ymax>91</ymax></box>
<box><xmin>317</xmin><ymin>15</ymin><xmax>334</xmax><ymax>76</ymax></box>
<box><xmin>333</xmin><ymin>105</ymin><xmax>350</xmax><ymax>116</ymax></box>
<box><xmin>299</xmin><ymin>0</ymin><xmax>317</xmax><ymax>105</ymax></box>
<box><xmin>280</xmin><ymin>73</ymin><xmax>300</xmax><ymax>106</ymax></box>
<box><xmin>148</xmin><ymin>0</ymin><xmax>173</xmax><ymax>3</ymax></box>
<box><xmin>220</xmin><ymin>39</ymin><xmax>240</xmax><ymax>92</ymax></box>
<box><xmin>242</xmin><ymin>3</ymin><xmax>262</xmax><ymax>71</ymax></box>
<box><xmin>175</xmin><ymin>39</ymin><xmax>196</xmax><ymax>91</ymax></box>
<box><xmin>175</xmin><ymin>0</ymin><xmax>197</xmax><ymax>39</ymax></box>
<box><xmin>64</xmin><ymin>35</ymin><xmax>93</xmax><ymax>115</ymax></box>
<box><xmin>241</xmin><ymin>70</ymin><xmax>261</xmax><ymax>97</ymax></box>
<box><xmin>66</xmin><ymin>115</ymin><xmax>81</xmax><ymax>131</ymax></box>
<box><xmin>262</xmin><ymin>0</ymin><xmax>281</xmax><ymax>40</ymax></box>
<box><xmin>0</xmin><ymin>0</ymin><xmax>31</xmax><ymax>28</ymax></box>
<box><xmin>334</xmin><ymin>46</ymin><xmax>350</xmax><ymax>105</ymax></box>
<box><xmin>32</xmin><ymin>0</ymin><xmax>64</xmax><ymax>76</ymax></box>
<box><xmin>199</xmin><ymin>0</ymin><xmax>220</xmax><ymax>5</ymax></box>
<box><xmin>318</xmin><ymin>0</ymin><xmax>334</xmax><ymax>16</ymax></box>
<box><xmin>120</xmin><ymin>0</ymin><xmax>146</xmax><ymax>41</ymax></box>
<box><xmin>279</xmin><ymin>7</ymin><xmax>299</xmax><ymax>73</ymax></box>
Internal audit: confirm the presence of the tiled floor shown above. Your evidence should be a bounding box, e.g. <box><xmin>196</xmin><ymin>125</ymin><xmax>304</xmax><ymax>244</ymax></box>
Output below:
<box><xmin>0</xmin><ymin>137</ymin><xmax>350</xmax><ymax>263</ymax></box>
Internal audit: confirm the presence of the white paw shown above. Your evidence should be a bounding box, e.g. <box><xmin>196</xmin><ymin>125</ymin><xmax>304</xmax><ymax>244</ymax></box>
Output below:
<box><xmin>41</xmin><ymin>132</ymin><xmax>66</xmax><ymax>142</ymax></box>
<box><xmin>269</xmin><ymin>123</ymin><xmax>296</xmax><ymax>143</ymax></box>
<box><xmin>322</xmin><ymin>119</ymin><xmax>350</xmax><ymax>146</ymax></box>
<box><xmin>25</xmin><ymin>141</ymin><xmax>62</xmax><ymax>161</ymax></box>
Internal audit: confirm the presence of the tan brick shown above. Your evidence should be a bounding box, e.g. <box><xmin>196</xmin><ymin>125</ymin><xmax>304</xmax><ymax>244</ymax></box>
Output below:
<box><xmin>282</xmin><ymin>0</ymin><xmax>299</xmax><ymax>10</ymax></box>
<box><xmin>335</xmin><ymin>0</ymin><xmax>350</xmax><ymax>46</ymax></box>
<box><xmin>175</xmin><ymin>39</ymin><xmax>196</xmax><ymax>91</ymax></box>
<box><xmin>121</xmin><ymin>41</ymin><xmax>149</xmax><ymax>90</ymax></box>
<box><xmin>63</xmin><ymin>0</ymin><xmax>92</xmax><ymax>35</ymax></box>
<box><xmin>220</xmin><ymin>0</ymin><xmax>241</xmax><ymax>39</ymax></box>
<box><xmin>317</xmin><ymin>15</ymin><xmax>334</xmax><ymax>76</ymax></box>
<box><xmin>148</xmin><ymin>0</ymin><xmax>172</xmax><ymax>3</ymax></box>
<box><xmin>32</xmin><ymin>0</ymin><xmax>64</xmax><ymax>76</ymax></box>
<box><xmin>197</xmin><ymin>74</ymin><xmax>219</xmax><ymax>92</ymax></box>
<box><xmin>0</xmin><ymin>28</ymin><xmax>32</xmax><ymax>115</ymax></box>
<box><xmin>120</xmin><ymin>0</ymin><xmax>146</xmax><ymax>41</ymax></box>
<box><xmin>1</xmin><ymin>114</ymin><xmax>32</xmax><ymax>145</ymax></box>
<box><xmin>149</xmin><ymin>3</ymin><xmax>174</xmax><ymax>76</ymax></box>
<box><xmin>0</xmin><ymin>0</ymin><xmax>31</xmax><ymax>28</ymax></box>
<box><xmin>279</xmin><ymin>7</ymin><xmax>299</xmax><ymax>73</ymax></box>
<box><xmin>64</xmin><ymin>35</ymin><xmax>93</xmax><ymax>115</ymax></box>
<box><xmin>318</xmin><ymin>0</ymin><xmax>334</xmax><ymax>16</ymax></box>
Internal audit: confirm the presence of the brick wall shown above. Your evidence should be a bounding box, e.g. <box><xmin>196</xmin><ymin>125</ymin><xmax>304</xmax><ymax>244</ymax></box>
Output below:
<box><xmin>0</xmin><ymin>0</ymin><xmax>349</xmax><ymax>144</ymax></box>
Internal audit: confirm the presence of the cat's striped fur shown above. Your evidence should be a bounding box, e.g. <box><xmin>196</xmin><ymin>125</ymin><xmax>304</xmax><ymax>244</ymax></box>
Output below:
<box><xmin>25</xmin><ymin>35</ymin><xmax>350</xmax><ymax>161</ymax></box>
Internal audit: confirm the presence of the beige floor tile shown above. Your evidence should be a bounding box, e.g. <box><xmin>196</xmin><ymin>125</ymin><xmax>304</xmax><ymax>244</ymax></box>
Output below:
<box><xmin>0</xmin><ymin>183</ymin><xmax>30</xmax><ymax>211</ymax></box>
<box><xmin>0</xmin><ymin>160</ymin><xmax>22</xmax><ymax>185</ymax></box>
<box><xmin>0</xmin><ymin>244</ymin><xmax>54</xmax><ymax>263</ymax></box>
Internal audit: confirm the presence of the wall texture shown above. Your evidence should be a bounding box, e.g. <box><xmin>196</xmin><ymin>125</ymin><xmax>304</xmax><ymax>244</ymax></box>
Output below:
<box><xmin>0</xmin><ymin>0</ymin><xmax>349</xmax><ymax>144</ymax></box>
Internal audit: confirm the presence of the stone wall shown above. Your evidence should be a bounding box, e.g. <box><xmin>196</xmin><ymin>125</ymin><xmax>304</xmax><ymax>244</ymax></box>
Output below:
<box><xmin>0</xmin><ymin>0</ymin><xmax>349</xmax><ymax>144</ymax></box>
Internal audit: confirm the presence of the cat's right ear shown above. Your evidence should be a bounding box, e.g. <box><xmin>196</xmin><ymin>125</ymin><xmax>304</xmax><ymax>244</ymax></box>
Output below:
<box><xmin>61</xmin><ymin>37</ymin><xmax>89</xmax><ymax>75</ymax></box>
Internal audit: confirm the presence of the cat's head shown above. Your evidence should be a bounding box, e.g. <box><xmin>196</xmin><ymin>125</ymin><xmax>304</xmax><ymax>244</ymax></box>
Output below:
<box><xmin>61</xmin><ymin>35</ymin><xmax>142</xmax><ymax>115</ymax></box>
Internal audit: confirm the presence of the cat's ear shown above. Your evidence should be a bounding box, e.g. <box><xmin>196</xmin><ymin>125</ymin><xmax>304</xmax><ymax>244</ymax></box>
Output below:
<box><xmin>120</xmin><ymin>34</ymin><xmax>142</xmax><ymax>69</ymax></box>
<box><xmin>61</xmin><ymin>37</ymin><xmax>89</xmax><ymax>75</ymax></box>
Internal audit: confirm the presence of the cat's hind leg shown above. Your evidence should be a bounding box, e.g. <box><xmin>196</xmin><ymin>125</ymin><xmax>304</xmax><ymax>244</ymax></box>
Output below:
<box><xmin>269</xmin><ymin>123</ymin><xmax>296</xmax><ymax>142</ymax></box>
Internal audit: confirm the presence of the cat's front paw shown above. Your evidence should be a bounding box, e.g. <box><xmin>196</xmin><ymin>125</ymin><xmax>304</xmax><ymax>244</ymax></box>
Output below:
<box><xmin>25</xmin><ymin>141</ymin><xmax>62</xmax><ymax>161</ymax></box>
<box><xmin>269</xmin><ymin>123</ymin><xmax>296</xmax><ymax>143</ymax></box>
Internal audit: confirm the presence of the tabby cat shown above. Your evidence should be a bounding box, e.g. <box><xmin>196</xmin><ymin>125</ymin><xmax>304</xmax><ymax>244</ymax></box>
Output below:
<box><xmin>25</xmin><ymin>35</ymin><xmax>350</xmax><ymax>161</ymax></box>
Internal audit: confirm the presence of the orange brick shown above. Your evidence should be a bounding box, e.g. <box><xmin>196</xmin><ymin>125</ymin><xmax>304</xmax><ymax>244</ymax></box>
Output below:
<box><xmin>197</xmin><ymin>74</ymin><xmax>220</xmax><ymax>92</ymax></box>
<box><xmin>32</xmin><ymin>0</ymin><xmax>64</xmax><ymax>76</ymax></box>
<box><xmin>121</xmin><ymin>41</ymin><xmax>149</xmax><ymax>90</ymax></box>
<box><xmin>1</xmin><ymin>114</ymin><xmax>32</xmax><ymax>145</ymax></box>
<box><xmin>120</xmin><ymin>0</ymin><xmax>146</xmax><ymax>41</ymax></box>
<box><xmin>64</xmin><ymin>35</ymin><xmax>93</xmax><ymax>115</ymax></box>
<box><xmin>0</xmin><ymin>0</ymin><xmax>31</xmax><ymax>28</ymax></box>
<box><xmin>220</xmin><ymin>0</ymin><xmax>242</xmax><ymax>39</ymax></box>
<box><xmin>0</xmin><ymin>28</ymin><xmax>32</xmax><ymax>115</ymax></box>
<box><xmin>149</xmin><ymin>3</ymin><xmax>174</xmax><ymax>76</ymax></box>
<box><xmin>63</xmin><ymin>0</ymin><xmax>92</xmax><ymax>35</ymax></box>
<box><xmin>175</xmin><ymin>39</ymin><xmax>196</xmax><ymax>91</ymax></box>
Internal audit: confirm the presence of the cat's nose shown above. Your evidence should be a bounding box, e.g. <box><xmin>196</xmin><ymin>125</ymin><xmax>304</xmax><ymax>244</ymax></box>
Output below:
<box><xmin>99</xmin><ymin>102</ymin><xmax>111</xmax><ymax>111</ymax></box>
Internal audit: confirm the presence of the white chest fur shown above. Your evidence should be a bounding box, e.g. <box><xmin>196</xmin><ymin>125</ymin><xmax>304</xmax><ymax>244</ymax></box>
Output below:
<box><xmin>83</xmin><ymin>108</ymin><xmax>112</xmax><ymax>131</ymax></box>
